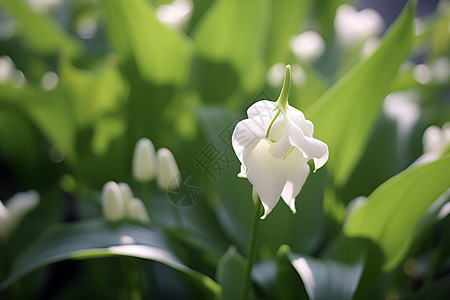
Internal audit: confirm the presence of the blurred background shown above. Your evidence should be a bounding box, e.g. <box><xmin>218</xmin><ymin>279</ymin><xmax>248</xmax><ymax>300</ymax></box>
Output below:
<box><xmin>0</xmin><ymin>0</ymin><xmax>449</xmax><ymax>299</ymax></box>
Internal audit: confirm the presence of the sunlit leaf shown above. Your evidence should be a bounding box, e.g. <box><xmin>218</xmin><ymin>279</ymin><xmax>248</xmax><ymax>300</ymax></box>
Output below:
<box><xmin>193</xmin><ymin>0</ymin><xmax>268</xmax><ymax>91</ymax></box>
<box><xmin>0</xmin><ymin>0</ymin><xmax>80</xmax><ymax>56</ymax></box>
<box><xmin>307</xmin><ymin>2</ymin><xmax>415</xmax><ymax>186</ymax></box>
<box><xmin>288</xmin><ymin>251</ymin><xmax>364</xmax><ymax>300</ymax></box>
<box><xmin>0</xmin><ymin>219</ymin><xmax>220</xmax><ymax>297</ymax></box>
<box><xmin>345</xmin><ymin>155</ymin><xmax>450</xmax><ymax>270</ymax></box>
<box><xmin>103</xmin><ymin>0</ymin><xmax>193</xmax><ymax>85</ymax></box>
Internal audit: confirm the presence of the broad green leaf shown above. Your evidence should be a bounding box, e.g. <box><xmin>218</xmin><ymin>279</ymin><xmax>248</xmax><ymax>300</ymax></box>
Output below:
<box><xmin>344</xmin><ymin>155</ymin><xmax>450</xmax><ymax>270</ymax></box>
<box><xmin>216</xmin><ymin>246</ymin><xmax>246</xmax><ymax>300</ymax></box>
<box><xmin>60</xmin><ymin>56</ymin><xmax>127</xmax><ymax>128</ymax></box>
<box><xmin>288</xmin><ymin>251</ymin><xmax>364</xmax><ymax>300</ymax></box>
<box><xmin>266</xmin><ymin>0</ymin><xmax>312</xmax><ymax>64</ymax></box>
<box><xmin>307</xmin><ymin>3</ymin><xmax>415</xmax><ymax>186</ymax></box>
<box><xmin>0</xmin><ymin>85</ymin><xmax>77</xmax><ymax>161</ymax></box>
<box><xmin>103</xmin><ymin>0</ymin><xmax>193</xmax><ymax>85</ymax></box>
<box><xmin>193</xmin><ymin>0</ymin><xmax>268</xmax><ymax>92</ymax></box>
<box><xmin>0</xmin><ymin>0</ymin><xmax>80</xmax><ymax>56</ymax></box>
<box><xmin>0</xmin><ymin>219</ymin><xmax>220</xmax><ymax>297</ymax></box>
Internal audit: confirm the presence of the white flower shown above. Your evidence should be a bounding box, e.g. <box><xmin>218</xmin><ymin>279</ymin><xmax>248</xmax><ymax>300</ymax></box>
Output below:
<box><xmin>128</xmin><ymin>198</ymin><xmax>150</xmax><ymax>224</ymax></box>
<box><xmin>232</xmin><ymin>65</ymin><xmax>328</xmax><ymax>219</ymax></box>
<box><xmin>412</xmin><ymin>122</ymin><xmax>450</xmax><ymax>166</ymax></box>
<box><xmin>132</xmin><ymin>138</ymin><xmax>156</xmax><ymax>182</ymax></box>
<box><xmin>0</xmin><ymin>190</ymin><xmax>40</xmax><ymax>240</ymax></box>
<box><xmin>101</xmin><ymin>181</ymin><xmax>125</xmax><ymax>222</ymax></box>
<box><xmin>334</xmin><ymin>4</ymin><xmax>384</xmax><ymax>48</ymax></box>
<box><xmin>290</xmin><ymin>30</ymin><xmax>325</xmax><ymax>62</ymax></box>
<box><xmin>156</xmin><ymin>148</ymin><xmax>181</xmax><ymax>191</ymax></box>
<box><xmin>156</xmin><ymin>0</ymin><xmax>193</xmax><ymax>30</ymax></box>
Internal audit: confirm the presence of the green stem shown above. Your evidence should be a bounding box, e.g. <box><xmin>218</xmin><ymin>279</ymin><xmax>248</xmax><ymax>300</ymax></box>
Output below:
<box><xmin>275</xmin><ymin>65</ymin><xmax>291</xmax><ymax>111</ymax></box>
<box><xmin>243</xmin><ymin>201</ymin><xmax>262</xmax><ymax>300</ymax></box>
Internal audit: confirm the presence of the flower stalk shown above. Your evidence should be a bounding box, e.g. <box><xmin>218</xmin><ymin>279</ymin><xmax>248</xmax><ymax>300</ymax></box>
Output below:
<box><xmin>243</xmin><ymin>193</ymin><xmax>262</xmax><ymax>300</ymax></box>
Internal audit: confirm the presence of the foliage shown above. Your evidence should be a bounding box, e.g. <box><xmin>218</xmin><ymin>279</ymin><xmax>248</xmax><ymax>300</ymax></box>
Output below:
<box><xmin>0</xmin><ymin>0</ymin><xmax>449</xmax><ymax>299</ymax></box>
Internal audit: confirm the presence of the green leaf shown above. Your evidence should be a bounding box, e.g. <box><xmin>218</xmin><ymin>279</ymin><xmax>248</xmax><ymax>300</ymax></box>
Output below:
<box><xmin>306</xmin><ymin>2</ymin><xmax>415</xmax><ymax>186</ymax></box>
<box><xmin>0</xmin><ymin>0</ymin><xmax>81</xmax><ymax>56</ymax></box>
<box><xmin>344</xmin><ymin>155</ymin><xmax>450</xmax><ymax>270</ymax></box>
<box><xmin>288</xmin><ymin>251</ymin><xmax>364</xmax><ymax>300</ymax></box>
<box><xmin>216</xmin><ymin>246</ymin><xmax>246</xmax><ymax>300</ymax></box>
<box><xmin>0</xmin><ymin>219</ymin><xmax>220</xmax><ymax>297</ymax></box>
<box><xmin>266</xmin><ymin>0</ymin><xmax>312</xmax><ymax>64</ymax></box>
<box><xmin>103</xmin><ymin>0</ymin><xmax>193</xmax><ymax>85</ymax></box>
<box><xmin>0</xmin><ymin>85</ymin><xmax>77</xmax><ymax>161</ymax></box>
<box><xmin>193</xmin><ymin>0</ymin><xmax>268</xmax><ymax>92</ymax></box>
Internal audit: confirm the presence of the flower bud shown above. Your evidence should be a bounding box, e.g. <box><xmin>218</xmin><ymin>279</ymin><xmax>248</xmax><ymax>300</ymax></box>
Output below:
<box><xmin>156</xmin><ymin>148</ymin><xmax>181</xmax><ymax>191</ymax></box>
<box><xmin>128</xmin><ymin>198</ymin><xmax>150</xmax><ymax>224</ymax></box>
<box><xmin>101</xmin><ymin>181</ymin><xmax>125</xmax><ymax>222</ymax></box>
<box><xmin>0</xmin><ymin>190</ymin><xmax>40</xmax><ymax>240</ymax></box>
<box><xmin>118</xmin><ymin>182</ymin><xmax>134</xmax><ymax>218</ymax></box>
<box><xmin>132</xmin><ymin>138</ymin><xmax>156</xmax><ymax>182</ymax></box>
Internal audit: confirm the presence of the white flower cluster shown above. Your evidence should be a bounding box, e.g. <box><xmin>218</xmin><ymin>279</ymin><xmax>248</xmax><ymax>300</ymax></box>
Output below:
<box><xmin>132</xmin><ymin>138</ymin><xmax>181</xmax><ymax>191</ymax></box>
<box><xmin>101</xmin><ymin>181</ymin><xmax>150</xmax><ymax>224</ymax></box>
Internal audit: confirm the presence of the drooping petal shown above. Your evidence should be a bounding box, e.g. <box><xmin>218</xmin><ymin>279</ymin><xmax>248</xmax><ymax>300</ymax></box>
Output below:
<box><xmin>280</xmin><ymin>149</ymin><xmax>310</xmax><ymax>213</ymax></box>
<box><xmin>232</xmin><ymin>116</ymin><xmax>269</xmax><ymax>164</ymax></box>
<box><xmin>243</xmin><ymin>139</ymin><xmax>287</xmax><ymax>219</ymax></box>
<box><xmin>286</xmin><ymin>116</ymin><xmax>329</xmax><ymax>170</ymax></box>
<box><xmin>247</xmin><ymin>100</ymin><xmax>277</xmax><ymax>118</ymax></box>
<box><xmin>287</xmin><ymin>105</ymin><xmax>314</xmax><ymax>136</ymax></box>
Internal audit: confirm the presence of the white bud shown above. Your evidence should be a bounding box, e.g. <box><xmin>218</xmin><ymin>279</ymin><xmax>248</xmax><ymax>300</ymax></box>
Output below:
<box><xmin>156</xmin><ymin>148</ymin><xmax>181</xmax><ymax>191</ymax></box>
<box><xmin>0</xmin><ymin>190</ymin><xmax>40</xmax><ymax>240</ymax></box>
<box><xmin>128</xmin><ymin>198</ymin><xmax>150</xmax><ymax>224</ymax></box>
<box><xmin>132</xmin><ymin>138</ymin><xmax>156</xmax><ymax>182</ymax></box>
<box><xmin>101</xmin><ymin>181</ymin><xmax>125</xmax><ymax>222</ymax></box>
<box><xmin>118</xmin><ymin>182</ymin><xmax>134</xmax><ymax>218</ymax></box>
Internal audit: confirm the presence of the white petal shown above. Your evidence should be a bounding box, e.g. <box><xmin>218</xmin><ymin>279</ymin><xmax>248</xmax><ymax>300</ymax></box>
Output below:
<box><xmin>286</xmin><ymin>116</ymin><xmax>328</xmax><ymax>170</ymax></box>
<box><xmin>287</xmin><ymin>105</ymin><xmax>314</xmax><ymax>136</ymax></box>
<box><xmin>281</xmin><ymin>149</ymin><xmax>310</xmax><ymax>213</ymax></box>
<box><xmin>247</xmin><ymin>100</ymin><xmax>277</xmax><ymax>118</ymax></box>
<box><xmin>243</xmin><ymin>139</ymin><xmax>287</xmax><ymax>219</ymax></box>
<box><xmin>232</xmin><ymin>117</ymin><xmax>268</xmax><ymax>164</ymax></box>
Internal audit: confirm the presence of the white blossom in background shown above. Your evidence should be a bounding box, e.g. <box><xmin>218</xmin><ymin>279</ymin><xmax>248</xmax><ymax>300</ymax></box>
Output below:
<box><xmin>334</xmin><ymin>4</ymin><xmax>384</xmax><ymax>49</ymax></box>
<box><xmin>233</xmin><ymin>65</ymin><xmax>328</xmax><ymax>219</ymax></box>
<box><xmin>132</xmin><ymin>138</ymin><xmax>156</xmax><ymax>182</ymax></box>
<box><xmin>101</xmin><ymin>181</ymin><xmax>125</xmax><ymax>222</ymax></box>
<box><xmin>290</xmin><ymin>30</ymin><xmax>325</xmax><ymax>62</ymax></box>
<box><xmin>128</xmin><ymin>198</ymin><xmax>150</xmax><ymax>224</ymax></box>
<box><xmin>430</xmin><ymin>57</ymin><xmax>450</xmax><ymax>83</ymax></box>
<box><xmin>0</xmin><ymin>190</ymin><xmax>40</xmax><ymax>240</ymax></box>
<box><xmin>156</xmin><ymin>0</ymin><xmax>193</xmax><ymax>30</ymax></box>
<box><xmin>360</xmin><ymin>36</ymin><xmax>380</xmax><ymax>58</ymax></box>
<box><xmin>383</xmin><ymin>90</ymin><xmax>421</xmax><ymax>139</ymax></box>
<box><xmin>118</xmin><ymin>182</ymin><xmax>134</xmax><ymax>217</ymax></box>
<box><xmin>27</xmin><ymin>0</ymin><xmax>61</xmax><ymax>13</ymax></box>
<box><xmin>413</xmin><ymin>64</ymin><xmax>432</xmax><ymax>85</ymax></box>
<box><xmin>267</xmin><ymin>63</ymin><xmax>306</xmax><ymax>87</ymax></box>
<box><xmin>76</xmin><ymin>18</ymin><xmax>98</xmax><ymax>40</ymax></box>
<box><xmin>0</xmin><ymin>55</ymin><xmax>14</xmax><ymax>82</ymax></box>
<box><xmin>41</xmin><ymin>71</ymin><xmax>59</xmax><ymax>90</ymax></box>
<box><xmin>156</xmin><ymin>148</ymin><xmax>181</xmax><ymax>191</ymax></box>
<box><xmin>413</xmin><ymin>122</ymin><xmax>450</xmax><ymax>166</ymax></box>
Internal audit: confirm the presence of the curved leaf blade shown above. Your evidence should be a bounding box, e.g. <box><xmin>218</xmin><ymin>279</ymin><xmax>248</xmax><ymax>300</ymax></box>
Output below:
<box><xmin>344</xmin><ymin>155</ymin><xmax>450</xmax><ymax>270</ymax></box>
<box><xmin>306</xmin><ymin>2</ymin><xmax>415</xmax><ymax>186</ymax></box>
<box><xmin>0</xmin><ymin>219</ymin><xmax>220</xmax><ymax>297</ymax></box>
